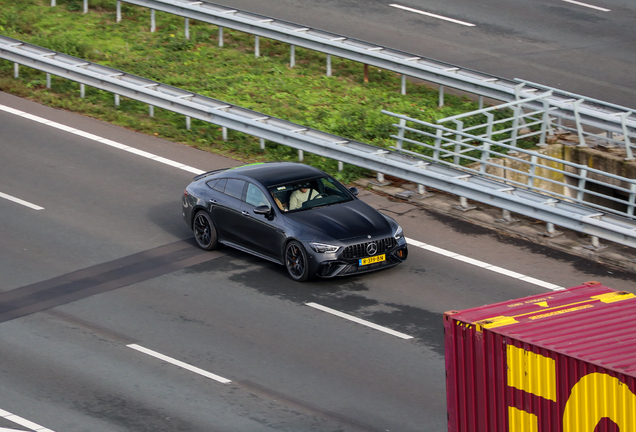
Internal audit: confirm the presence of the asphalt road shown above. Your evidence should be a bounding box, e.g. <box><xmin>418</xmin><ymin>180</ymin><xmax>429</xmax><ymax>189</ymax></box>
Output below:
<box><xmin>1</xmin><ymin>91</ymin><xmax>635</xmax><ymax>431</ymax></box>
<box><xmin>213</xmin><ymin>0</ymin><xmax>636</xmax><ymax>109</ymax></box>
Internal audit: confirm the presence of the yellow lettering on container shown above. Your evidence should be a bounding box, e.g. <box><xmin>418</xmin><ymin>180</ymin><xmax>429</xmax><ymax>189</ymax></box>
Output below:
<box><xmin>507</xmin><ymin>345</ymin><xmax>556</xmax><ymax>402</ymax></box>
<box><xmin>563</xmin><ymin>373</ymin><xmax>636</xmax><ymax>431</ymax></box>
<box><xmin>508</xmin><ymin>407</ymin><xmax>538</xmax><ymax>432</ymax></box>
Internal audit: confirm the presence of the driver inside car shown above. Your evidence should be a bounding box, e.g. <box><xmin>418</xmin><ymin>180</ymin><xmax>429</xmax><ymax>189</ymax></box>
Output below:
<box><xmin>289</xmin><ymin>184</ymin><xmax>319</xmax><ymax>210</ymax></box>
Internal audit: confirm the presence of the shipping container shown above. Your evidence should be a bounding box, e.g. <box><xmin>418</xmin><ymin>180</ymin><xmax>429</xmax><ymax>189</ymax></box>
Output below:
<box><xmin>444</xmin><ymin>281</ymin><xmax>636</xmax><ymax>432</ymax></box>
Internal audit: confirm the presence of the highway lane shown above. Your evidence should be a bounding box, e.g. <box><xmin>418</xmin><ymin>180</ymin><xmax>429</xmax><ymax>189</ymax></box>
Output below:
<box><xmin>1</xmin><ymin>92</ymin><xmax>635</xmax><ymax>431</ymax></box>
<box><xmin>213</xmin><ymin>0</ymin><xmax>636</xmax><ymax>108</ymax></box>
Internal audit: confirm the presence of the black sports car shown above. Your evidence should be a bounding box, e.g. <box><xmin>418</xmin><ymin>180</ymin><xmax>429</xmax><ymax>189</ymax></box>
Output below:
<box><xmin>182</xmin><ymin>162</ymin><xmax>408</xmax><ymax>281</ymax></box>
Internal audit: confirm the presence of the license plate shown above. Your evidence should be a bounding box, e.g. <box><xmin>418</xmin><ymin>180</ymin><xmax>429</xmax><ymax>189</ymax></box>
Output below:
<box><xmin>359</xmin><ymin>254</ymin><xmax>386</xmax><ymax>266</ymax></box>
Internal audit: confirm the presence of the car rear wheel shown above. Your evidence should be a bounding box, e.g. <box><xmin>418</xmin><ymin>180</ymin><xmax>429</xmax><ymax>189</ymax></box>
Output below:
<box><xmin>193</xmin><ymin>211</ymin><xmax>218</xmax><ymax>251</ymax></box>
<box><xmin>285</xmin><ymin>241</ymin><xmax>310</xmax><ymax>282</ymax></box>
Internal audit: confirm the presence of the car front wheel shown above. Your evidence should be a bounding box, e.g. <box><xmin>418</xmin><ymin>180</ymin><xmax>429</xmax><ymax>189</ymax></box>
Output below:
<box><xmin>193</xmin><ymin>210</ymin><xmax>218</xmax><ymax>251</ymax></box>
<box><xmin>285</xmin><ymin>241</ymin><xmax>310</xmax><ymax>282</ymax></box>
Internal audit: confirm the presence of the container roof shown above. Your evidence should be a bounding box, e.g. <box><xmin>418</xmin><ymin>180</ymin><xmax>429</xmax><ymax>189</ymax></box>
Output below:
<box><xmin>446</xmin><ymin>282</ymin><xmax>636</xmax><ymax>376</ymax></box>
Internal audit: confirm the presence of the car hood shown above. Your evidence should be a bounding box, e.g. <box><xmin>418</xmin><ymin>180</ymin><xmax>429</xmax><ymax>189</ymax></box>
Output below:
<box><xmin>285</xmin><ymin>199</ymin><xmax>392</xmax><ymax>241</ymax></box>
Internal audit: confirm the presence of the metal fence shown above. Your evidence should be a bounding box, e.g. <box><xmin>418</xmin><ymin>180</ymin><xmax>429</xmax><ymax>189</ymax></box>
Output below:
<box><xmin>2</xmin><ymin>35</ymin><xmax>636</xmax><ymax>248</ymax></box>
<box><xmin>84</xmin><ymin>0</ymin><xmax>636</xmax><ymax>159</ymax></box>
<box><xmin>384</xmin><ymin>97</ymin><xmax>636</xmax><ymax>221</ymax></box>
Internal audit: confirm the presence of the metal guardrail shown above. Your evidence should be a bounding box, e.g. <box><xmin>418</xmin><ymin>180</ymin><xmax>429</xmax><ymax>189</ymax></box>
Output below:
<box><xmin>1</xmin><ymin>35</ymin><xmax>636</xmax><ymax>248</ymax></box>
<box><xmin>108</xmin><ymin>0</ymin><xmax>636</xmax><ymax>154</ymax></box>
<box><xmin>384</xmin><ymin>103</ymin><xmax>636</xmax><ymax>221</ymax></box>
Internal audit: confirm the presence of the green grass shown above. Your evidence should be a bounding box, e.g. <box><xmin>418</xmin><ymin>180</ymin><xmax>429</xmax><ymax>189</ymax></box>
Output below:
<box><xmin>0</xmin><ymin>0</ymin><xmax>517</xmax><ymax>181</ymax></box>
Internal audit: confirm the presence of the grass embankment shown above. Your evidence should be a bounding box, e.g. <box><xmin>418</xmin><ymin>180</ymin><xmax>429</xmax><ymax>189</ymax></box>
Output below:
<box><xmin>1</xmin><ymin>0</ymin><xmax>487</xmax><ymax>181</ymax></box>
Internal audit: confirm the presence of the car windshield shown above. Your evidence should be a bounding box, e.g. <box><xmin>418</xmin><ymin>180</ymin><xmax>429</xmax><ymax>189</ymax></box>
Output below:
<box><xmin>268</xmin><ymin>176</ymin><xmax>353</xmax><ymax>212</ymax></box>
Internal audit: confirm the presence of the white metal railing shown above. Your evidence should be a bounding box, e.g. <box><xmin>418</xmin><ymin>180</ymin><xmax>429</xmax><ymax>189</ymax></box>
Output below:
<box><xmin>384</xmin><ymin>102</ymin><xmax>636</xmax><ymax>220</ymax></box>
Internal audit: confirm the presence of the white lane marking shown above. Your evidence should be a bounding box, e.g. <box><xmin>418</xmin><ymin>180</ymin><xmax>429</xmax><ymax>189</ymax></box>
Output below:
<box><xmin>389</xmin><ymin>4</ymin><xmax>476</xmax><ymax>27</ymax></box>
<box><xmin>0</xmin><ymin>104</ymin><xmax>206</xmax><ymax>176</ymax></box>
<box><xmin>406</xmin><ymin>237</ymin><xmax>564</xmax><ymax>291</ymax></box>
<box><xmin>0</xmin><ymin>407</ymin><xmax>55</xmax><ymax>432</ymax></box>
<box><xmin>306</xmin><ymin>302</ymin><xmax>414</xmax><ymax>340</ymax></box>
<box><xmin>561</xmin><ymin>0</ymin><xmax>610</xmax><ymax>11</ymax></box>
<box><xmin>0</xmin><ymin>191</ymin><xmax>44</xmax><ymax>210</ymax></box>
<box><xmin>127</xmin><ymin>344</ymin><xmax>232</xmax><ymax>384</ymax></box>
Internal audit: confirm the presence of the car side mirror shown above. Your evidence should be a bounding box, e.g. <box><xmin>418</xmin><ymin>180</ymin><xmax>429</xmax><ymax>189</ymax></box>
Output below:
<box><xmin>253</xmin><ymin>205</ymin><xmax>272</xmax><ymax>216</ymax></box>
<box><xmin>349</xmin><ymin>186</ymin><xmax>359</xmax><ymax>196</ymax></box>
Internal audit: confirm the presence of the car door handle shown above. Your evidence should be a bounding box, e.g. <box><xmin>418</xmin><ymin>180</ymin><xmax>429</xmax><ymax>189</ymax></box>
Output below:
<box><xmin>242</xmin><ymin>211</ymin><xmax>249</xmax><ymax>216</ymax></box>
<box><xmin>209</xmin><ymin>199</ymin><xmax>217</xmax><ymax>204</ymax></box>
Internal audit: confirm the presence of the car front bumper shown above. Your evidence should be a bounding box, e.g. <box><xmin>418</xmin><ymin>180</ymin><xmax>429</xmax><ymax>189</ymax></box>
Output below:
<box><xmin>312</xmin><ymin>242</ymin><xmax>408</xmax><ymax>278</ymax></box>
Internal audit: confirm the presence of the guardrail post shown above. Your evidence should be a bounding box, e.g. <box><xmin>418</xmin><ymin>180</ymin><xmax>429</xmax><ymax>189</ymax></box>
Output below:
<box><xmin>13</xmin><ymin>63</ymin><xmax>19</xmax><ymax>78</ymax></box>
<box><xmin>573</xmin><ymin>99</ymin><xmax>586</xmax><ymax>147</ymax></box>
<box><xmin>326</xmin><ymin>54</ymin><xmax>332</xmax><ymax>77</ymax></box>
<box><xmin>185</xmin><ymin>18</ymin><xmax>190</xmax><ymax>40</ymax></box>
<box><xmin>455</xmin><ymin>196</ymin><xmax>476</xmax><ymax>212</ymax></box>
<box><xmin>401</xmin><ymin>75</ymin><xmax>406</xmax><ymax>95</ymax></box>
<box><xmin>222</xmin><ymin>127</ymin><xmax>227</xmax><ymax>141</ymax></box>
<box><xmin>396</xmin><ymin>118</ymin><xmax>406</xmax><ymax>150</ymax></box>
<box><xmin>628</xmin><ymin>183</ymin><xmax>636</xmax><ymax>218</ymax></box>
<box><xmin>218</xmin><ymin>27</ymin><xmax>224</xmax><ymax>47</ymax></box>
<box><xmin>298</xmin><ymin>149</ymin><xmax>303</xmax><ymax>161</ymax></box>
<box><xmin>433</xmin><ymin>129</ymin><xmax>443</xmax><ymax>162</ymax></box>
<box><xmin>151</xmin><ymin>9</ymin><xmax>156</xmax><ymax>33</ymax></box>
<box><xmin>51</xmin><ymin>0</ymin><xmax>55</xmax><ymax>6</ymax></box>
<box><xmin>527</xmin><ymin>155</ymin><xmax>538</xmax><ymax>189</ymax></box>
<box><xmin>149</xmin><ymin>105</ymin><xmax>154</xmax><ymax>117</ymax></box>
<box><xmin>485</xmin><ymin>112</ymin><xmax>494</xmax><ymax>141</ymax></box>
<box><xmin>453</xmin><ymin>120</ymin><xmax>463</xmax><ymax>166</ymax></box>
<box><xmin>538</xmin><ymin>99</ymin><xmax>550</xmax><ymax>147</ymax></box>
<box><xmin>541</xmin><ymin>222</ymin><xmax>562</xmax><ymax>238</ymax></box>
<box><xmin>83</xmin><ymin>0</ymin><xmax>88</xmax><ymax>14</ymax></box>
<box><xmin>480</xmin><ymin>141</ymin><xmax>491</xmax><ymax>175</ymax></box>
<box><xmin>363</xmin><ymin>64</ymin><xmax>369</xmax><ymax>83</ymax></box>
<box><xmin>46</xmin><ymin>73</ymin><xmax>51</xmax><ymax>89</ymax></box>
<box><xmin>620</xmin><ymin>112</ymin><xmax>634</xmax><ymax>160</ymax></box>
<box><xmin>576</xmin><ymin>168</ymin><xmax>588</xmax><ymax>203</ymax></box>
<box><xmin>114</xmin><ymin>94</ymin><xmax>120</xmax><ymax>107</ymax></box>
<box><xmin>186</xmin><ymin>116</ymin><xmax>191</xmax><ymax>130</ymax></box>
<box><xmin>260</xmin><ymin>138</ymin><xmax>265</xmax><ymax>150</ymax></box>
<box><xmin>254</xmin><ymin>36</ymin><xmax>260</xmax><ymax>58</ymax></box>
<box><xmin>290</xmin><ymin>45</ymin><xmax>295</xmax><ymax>68</ymax></box>
<box><xmin>80</xmin><ymin>83</ymin><xmax>85</xmax><ymax>98</ymax></box>
<box><xmin>496</xmin><ymin>209</ymin><xmax>519</xmax><ymax>224</ymax></box>
<box><xmin>510</xmin><ymin>106</ymin><xmax>520</xmax><ymax>149</ymax></box>
<box><xmin>117</xmin><ymin>1</ymin><xmax>121</xmax><ymax>22</ymax></box>
<box><xmin>438</xmin><ymin>85</ymin><xmax>444</xmax><ymax>107</ymax></box>
<box><xmin>338</xmin><ymin>161</ymin><xmax>343</xmax><ymax>172</ymax></box>
<box><xmin>478</xmin><ymin>95</ymin><xmax>483</xmax><ymax>110</ymax></box>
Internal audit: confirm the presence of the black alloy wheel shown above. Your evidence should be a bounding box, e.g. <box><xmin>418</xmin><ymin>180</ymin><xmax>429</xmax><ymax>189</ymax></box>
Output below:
<box><xmin>193</xmin><ymin>211</ymin><xmax>218</xmax><ymax>251</ymax></box>
<box><xmin>285</xmin><ymin>241</ymin><xmax>310</xmax><ymax>282</ymax></box>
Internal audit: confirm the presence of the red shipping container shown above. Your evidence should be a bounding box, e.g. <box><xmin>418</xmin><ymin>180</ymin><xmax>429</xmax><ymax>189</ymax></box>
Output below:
<box><xmin>444</xmin><ymin>282</ymin><xmax>636</xmax><ymax>432</ymax></box>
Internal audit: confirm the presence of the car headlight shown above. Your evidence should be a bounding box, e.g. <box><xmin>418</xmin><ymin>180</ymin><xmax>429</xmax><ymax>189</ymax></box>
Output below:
<box><xmin>309</xmin><ymin>242</ymin><xmax>340</xmax><ymax>253</ymax></box>
<box><xmin>394</xmin><ymin>225</ymin><xmax>404</xmax><ymax>240</ymax></box>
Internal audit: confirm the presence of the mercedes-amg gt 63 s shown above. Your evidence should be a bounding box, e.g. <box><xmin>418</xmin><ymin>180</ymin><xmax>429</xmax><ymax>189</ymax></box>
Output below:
<box><xmin>182</xmin><ymin>162</ymin><xmax>408</xmax><ymax>281</ymax></box>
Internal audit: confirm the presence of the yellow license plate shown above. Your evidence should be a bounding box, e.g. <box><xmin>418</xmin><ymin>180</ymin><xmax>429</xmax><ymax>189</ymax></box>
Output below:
<box><xmin>359</xmin><ymin>254</ymin><xmax>386</xmax><ymax>266</ymax></box>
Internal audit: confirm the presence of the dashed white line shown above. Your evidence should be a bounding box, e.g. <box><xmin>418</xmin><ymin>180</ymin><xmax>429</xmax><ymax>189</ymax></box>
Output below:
<box><xmin>0</xmin><ymin>407</ymin><xmax>55</xmax><ymax>432</ymax></box>
<box><xmin>406</xmin><ymin>237</ymin><xmax>564</xmax><ymax>291</ymax></box>
<box><xmin>127</xmin><ymin>344</ymin><xmax>232</xmax><ymax>384</ymax></box>
<box><xmin>0</xmin><ymin>104</ymin><xmax>205</xmax><ymax>176</ymax></box>
<box><xmin>561</xmin><ymin>0</ymin><xmax>610</xmax><ymax>12</ymax></box>
<box><xmin>306</xmin><ymin>302</ymin><xmax>414</xmax><ymax>339</ymax></box>
<box><xmin>0</xmin><ymin>191</ymin><xmax>44</xmax><ymax>210</ymax></box>
<box><xmin>389</xmin><ymin>4</ymin><xmax>476</xmax><ymax>27</ymax></box>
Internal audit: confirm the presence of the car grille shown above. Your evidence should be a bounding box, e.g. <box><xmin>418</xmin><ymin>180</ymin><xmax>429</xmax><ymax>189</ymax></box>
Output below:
<box><xmin>341</xmin><ymin>237</ymin><xmax>397</xmax><ymax>259</ymax></box>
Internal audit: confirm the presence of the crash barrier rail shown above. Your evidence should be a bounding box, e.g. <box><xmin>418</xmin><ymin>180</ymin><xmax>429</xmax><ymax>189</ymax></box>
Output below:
<box><xmin>2</xmin><ymin>35</ymin><xmax>636</xmax><ymax>249</ymax></box>
<box><xmin>55</xmin><ymin>0</ymin><xmax>636</xmax><ymax>160</ymax></box>
<box><xmin>384</xmin><ymin>103</ymin><xmax>636</xmax><ymax>222</ymax></box>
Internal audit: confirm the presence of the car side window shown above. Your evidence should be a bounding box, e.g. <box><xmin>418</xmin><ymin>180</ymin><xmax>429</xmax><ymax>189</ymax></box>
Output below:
<box><xmin>245</xmin><ymin>183</ymin><xmax>269</xmax><ymax>207</ymax></box>
<box><xmin>206</xmin><ymin>179</ymin><xmax>219</xmax><ymax>189</ymax></box>
<box><xmin>224</xmin><ymin>178</ymin><xmax>246</xmax><ymax>200</ymax></box>
<box><xmin>213</xmin><ymin>178</ymin><xmax>227</xmax><ymax>192</ymax></box>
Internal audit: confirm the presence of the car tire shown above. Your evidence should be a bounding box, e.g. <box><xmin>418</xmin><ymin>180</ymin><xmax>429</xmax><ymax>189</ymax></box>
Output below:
<box><xmin>193</xmin><ymin>210</ymin><xmax>218</xmax><ymax>251</ymax></box>
<box><xmin>285</xmin><ymin>240</ymin><xmax>310</xmax><ymax>282</ymax></box>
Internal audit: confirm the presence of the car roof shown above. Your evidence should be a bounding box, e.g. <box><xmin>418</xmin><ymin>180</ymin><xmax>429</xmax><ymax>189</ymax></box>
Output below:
<box><xmin>221</xmin><ymin>162</ymin><xmax>326</xmax><ymax>187</ymax></box>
